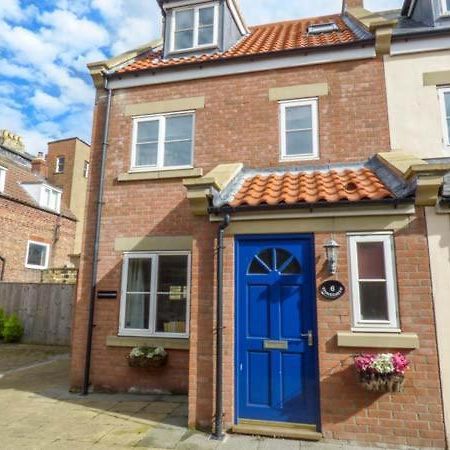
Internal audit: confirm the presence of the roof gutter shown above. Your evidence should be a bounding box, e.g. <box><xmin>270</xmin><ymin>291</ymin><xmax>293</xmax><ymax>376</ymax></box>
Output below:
<box><xmin>82</xmin><ymin>78</ymin><xmax>113</xmax><ymax>395</ymax></box>
<box><xmin>209</xmin><ymin>197</ymin><xmax>414</xmax><ymax>215</ymax></box>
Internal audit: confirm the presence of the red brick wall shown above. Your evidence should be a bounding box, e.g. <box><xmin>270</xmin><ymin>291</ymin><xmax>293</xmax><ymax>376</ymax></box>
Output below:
<box><xmin>0</xmin><ymin>197</ymin><xmax>76</xmax><ymax>282</ymax></box>
<box><xmin>70</xmin><ymin>58</ymin><xmax>445</xmax><ymax>447</ymax></box>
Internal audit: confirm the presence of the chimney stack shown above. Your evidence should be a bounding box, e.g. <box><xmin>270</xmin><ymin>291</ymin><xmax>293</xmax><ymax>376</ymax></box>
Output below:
<box><xmin>31</xmin><ymin>152</ymin><xmax>48</xmax><ymax>178</ymax></box>
<box><xmin>0</xmin><ymin>130</ymin><xmax>25</xmax><ymax>153</ymax></box>
<box><xmin>344</xmin><ymin>0</ymin><xmax>364</xmax><ymax>9</ymax></box>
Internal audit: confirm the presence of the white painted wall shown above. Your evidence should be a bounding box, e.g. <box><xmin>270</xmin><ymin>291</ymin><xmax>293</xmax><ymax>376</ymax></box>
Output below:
<box><xmin>384</xmin><ymin>50</ymin><xmax>450</xmax><ymax>158</ymax></box>
<box><xmin>425</xmin><ymin>207</ymin><xmax>450</xmax><ymax>444</ymax></box>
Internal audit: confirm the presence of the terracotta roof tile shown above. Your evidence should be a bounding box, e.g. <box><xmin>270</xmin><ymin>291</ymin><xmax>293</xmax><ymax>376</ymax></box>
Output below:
<box><xmin>226</xmin><ymin>168</ymin><xmax>393</xmax><ymax>208</ymax></box>
<box><xmin>117</xmin><ymin>15</ymin><xmax>364</xmax><ymax>74</ymax></box>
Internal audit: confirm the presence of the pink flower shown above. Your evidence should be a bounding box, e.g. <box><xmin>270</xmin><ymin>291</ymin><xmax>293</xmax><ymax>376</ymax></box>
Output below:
<box><xmin>392</xmin><ymin>353</ymin><xmax>410</xmax><ymax>375</ymax></box>
<box><xmin>354</xmin><ymin>353</ymin><xmax>376</xmax><ymax>373</ymax></box>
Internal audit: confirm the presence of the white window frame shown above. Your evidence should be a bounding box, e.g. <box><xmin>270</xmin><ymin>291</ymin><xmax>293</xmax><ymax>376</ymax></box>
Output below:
<box><xmin>0</xmin><ymin>165</ymin><xmax>7</xmax><ymax>193</ymax></box>
<box><xmin>55</xmin><ymin>156</ymin><xmax>65</xmax><ymax>174</ymax></box>
<box><xmin>83</xmin><ymin>160</ymin><xmax>89</xmax><ymax>178</ymax></box>
<box><xmin>130</xmin><ymin>111</ymin><xmax>195</xmax><ymax>172</ymax></box>
<box><xmin>39</xmin><ymin>185</ymin><xmax>62</xmax><ymax>213</ymax></box>
<box><xmin>25</xmin><ymin>240</ymin><xmax>50</xmax><ymax>270</ymax></box>
<box><xmin>348</xmin><ymin>233</ymin><xmax>400</xmax><ymax>332</ymax></box>
<box><xmin>119</xmin><ymin>251</ymin><xmax>191</xmax><ymax>338</ymax></box>
<box><xmin>440</xmin><ymin>0</ymin><xmax>450</xmax><ymax>15</ymax></box>
<box><xmin>280</xmin><ymin>98</ymin><xmax>319</xmax><ymax>162</ymax></box>
<box><xmin>438</xmin><ymin>87</ymin><xmax>450</xmax><ymax>148</ymax></box>
<box><xmin>170</xmin><ymin>2</ymin><xmax>219</xmax><ymax>53</ymax></box>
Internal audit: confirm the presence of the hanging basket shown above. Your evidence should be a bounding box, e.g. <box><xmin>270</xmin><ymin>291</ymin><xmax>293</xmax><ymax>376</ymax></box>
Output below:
<box><xmin>359</xmin><ymin>373</ymin><xmax>405</xmax><ymax>393</ymax></box>
<box><xmin>127</xmin><ymin>353</ymin><xmax>168</xmax><ymax>369</ymax></box>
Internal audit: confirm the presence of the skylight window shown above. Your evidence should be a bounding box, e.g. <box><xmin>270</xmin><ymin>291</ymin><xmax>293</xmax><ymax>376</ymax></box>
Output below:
<box><xmin>307</xmin><ymin>23</ymin><xmax>339</xmax><ymax>35</ymax></box>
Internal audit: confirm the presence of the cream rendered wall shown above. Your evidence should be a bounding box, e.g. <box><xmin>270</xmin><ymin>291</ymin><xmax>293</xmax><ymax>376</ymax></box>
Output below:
<box><xmin>384</xmin><ymin>50</ymin><xmax>450</xmax><ymax>158</ymax></box>
<box><xmin>425</xmin><ymin>207</ymin><xmax>450</xmax><ymax>444</ymax></box>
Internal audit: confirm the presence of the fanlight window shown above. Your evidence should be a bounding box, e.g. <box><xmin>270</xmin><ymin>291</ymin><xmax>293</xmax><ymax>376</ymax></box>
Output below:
<box><xmin>248</xmin><ymin>248</ymin><xmax>302</xmax><ymax>275</ymax></box>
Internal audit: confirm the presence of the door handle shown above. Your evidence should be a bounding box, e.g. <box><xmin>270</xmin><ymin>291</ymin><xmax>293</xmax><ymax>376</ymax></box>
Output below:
<box><xmin>301</xmin><ymin>330</ymin><xmax>314</xmax><ymax>347</ymax></box>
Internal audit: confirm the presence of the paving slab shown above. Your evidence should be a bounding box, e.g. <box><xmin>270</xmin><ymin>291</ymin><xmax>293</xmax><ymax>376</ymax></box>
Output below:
<box><xmin>137</xmin><ymin>426</ymin><xmax>189</xmax><ymax>449</ymax></box>
<box><xmin>175</xmin><ymin>432</ymin><xmax>220</xmax><ymax>450</ymax></box>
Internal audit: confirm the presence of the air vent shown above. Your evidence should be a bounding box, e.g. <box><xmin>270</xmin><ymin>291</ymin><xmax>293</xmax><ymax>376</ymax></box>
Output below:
<box><xmin>307</xmin><ymin>22</ymin><xmax>339</xmax><ymax>35</ymax></box>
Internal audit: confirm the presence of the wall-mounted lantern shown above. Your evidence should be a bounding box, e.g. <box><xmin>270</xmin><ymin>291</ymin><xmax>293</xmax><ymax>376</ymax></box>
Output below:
<box><xmin>324</xmin><ymin>238</ymin><xmax>340</xmax><ymax>275</ymax></box>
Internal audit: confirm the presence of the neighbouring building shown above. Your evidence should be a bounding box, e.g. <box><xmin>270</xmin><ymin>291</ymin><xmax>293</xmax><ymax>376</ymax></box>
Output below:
<box><xmin>0</xmin><ymin>131</ymin><xmax>88</xmax><ymax>282</ymax></box>
<box><xmin>377</xmin><ymin>0</ymin><xmax>450</xmax><ymax>444</ymax></box>
<box><xmin>71</xmin><ymin>0</ymin><xmax>447</xmax><ymax>448</ymax></box>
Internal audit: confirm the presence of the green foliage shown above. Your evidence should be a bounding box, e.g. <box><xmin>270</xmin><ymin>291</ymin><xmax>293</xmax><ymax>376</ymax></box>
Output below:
<box><xmin>0</xmin><ymin>309</ymin><xmax>5</xmax><ymax>338</ymax></box>
<box><xmin>3</xmin><ymin>314</ymin><xmax>24</xmax><ymax>343</ymax></box>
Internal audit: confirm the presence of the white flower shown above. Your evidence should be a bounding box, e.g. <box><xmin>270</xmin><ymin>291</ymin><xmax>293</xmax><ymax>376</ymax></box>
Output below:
<box><xmin>372</xmin><ymin>353</ymin><xmax>395</xmax><ymax>374</ymax></box>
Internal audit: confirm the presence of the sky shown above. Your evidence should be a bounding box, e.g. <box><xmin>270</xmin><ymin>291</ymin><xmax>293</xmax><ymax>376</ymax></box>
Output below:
<box><xmin>0</xmin><ymin>0</ymin><xmax>402</xmax><ymax>155</ymax></box>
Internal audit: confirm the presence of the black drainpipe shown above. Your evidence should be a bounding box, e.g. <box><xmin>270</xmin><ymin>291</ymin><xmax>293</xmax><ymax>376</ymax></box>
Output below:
<box><xmin>82</xmin><ymin>79</ymin><xmax>113</xmax><ymax>395</ymax></box>
<box><xmin>0</xmin><ymin>256</ymin><xmax>5</xmax><ymax>281</ymax></box>
<box><xmin>213</xmin><ymin>214</ymin><xmax>231</xmax><ymax>440</ymax></box>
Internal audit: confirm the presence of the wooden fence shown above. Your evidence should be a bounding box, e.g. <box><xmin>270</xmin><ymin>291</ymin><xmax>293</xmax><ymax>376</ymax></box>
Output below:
<box><xmin>0</xmin><ymin>283</ymin><xmax>75</xmax><ymax>345</ymax></box>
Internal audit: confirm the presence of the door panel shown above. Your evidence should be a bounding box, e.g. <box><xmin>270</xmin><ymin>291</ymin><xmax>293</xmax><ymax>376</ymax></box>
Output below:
<box><xmin>236</xmin><ymin>235</ymin><xmax>319</xmax><ymax>426</ymax></box>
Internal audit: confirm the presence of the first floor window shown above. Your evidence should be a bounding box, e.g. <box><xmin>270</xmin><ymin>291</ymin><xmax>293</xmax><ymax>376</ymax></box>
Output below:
<box><xmin>25</xmin><ymin>241</ymin><xmax>50</xmax><ymax>270</ymax></box>
<box><xmin>132</xmin><ymin>112</ymin><xmax>194</xmax><ymax>171</ymax></box>
<box><xmin>120</xmin><ymin>252</ymin><xmax>190</xmax><ymax>337</ymax></box>
<box><xmin>280</xmin><ymin>98</ymin><xmax>319</xmax><ymax>161</ymax></box>
<box><xmin>348</xmin><ymin>233</ymin><xmax>399</xmax><ymax>331</ymax></box>
<box><xmin>439</xmin><ymin>87</ymin><xmax>450</xmax><ymax>147</ymax></box>
<box><xmin>56</xmin><ymin>156</ymin><xmax>65</xmax><ymax>173</ymax></box>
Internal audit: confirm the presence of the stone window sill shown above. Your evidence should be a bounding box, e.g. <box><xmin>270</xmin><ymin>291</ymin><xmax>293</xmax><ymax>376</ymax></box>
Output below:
<box><xmin>106</xmin><ymin>335</ymin><xmax>189</xmax><ymax>350</ymax></box>
<box><xmin>117</xmin><ymin>168</ymin><xmax>202</xmax><ymax>182</ymax></box>
<box><xmin>336</xmin><ymin>331</ymin><xmax>419</xmax><ymax>349</ymax></box>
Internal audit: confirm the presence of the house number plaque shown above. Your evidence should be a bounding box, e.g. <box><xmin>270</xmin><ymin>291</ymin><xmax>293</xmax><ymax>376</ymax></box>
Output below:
<box><xmin>319</xmin><ymin>280</ymin><xmax>345</xmax><ymax>300</ymax></box>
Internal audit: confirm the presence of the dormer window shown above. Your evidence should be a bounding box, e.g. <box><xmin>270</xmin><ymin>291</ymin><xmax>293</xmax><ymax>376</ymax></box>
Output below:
<box><xmin>40</xmin><ymin>186</ymin><xmax>62</xmax><ymax>213</ymax></box>
<box><xmin>171</xmin><ymin>3</ymin><xmax>218</xmax><ymax>52</ymax></box>
<box><xmin>0</xmin><ymin>166</ymin><xmax>6</xmax><ymax>193</ymax></box>
<box><xmin>307</xmin><ymin>23</ymin><xmax>338</xmax><ymax>35</ymax></box>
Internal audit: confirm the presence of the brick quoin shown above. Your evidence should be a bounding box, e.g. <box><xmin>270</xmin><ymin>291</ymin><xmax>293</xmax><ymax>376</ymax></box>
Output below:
<box><xmin>70</xmin><ymin>58</ymin><xmax>446</xmax><ymax>448</ymax></box>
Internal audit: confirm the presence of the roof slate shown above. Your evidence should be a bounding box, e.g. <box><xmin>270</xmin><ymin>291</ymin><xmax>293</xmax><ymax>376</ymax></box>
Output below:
<box><xmin>0</xmin><ymin>156</ymin><xmax>76</xmax><ymax>220</ymax></box>
<box><xmin>117</xmin><ymin>14</ymin><xmax>367</xmax><ymax>75</ymax></box>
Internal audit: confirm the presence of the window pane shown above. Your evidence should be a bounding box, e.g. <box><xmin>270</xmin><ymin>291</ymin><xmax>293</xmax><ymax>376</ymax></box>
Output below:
<box><xmin>166</xmin><ymin>115</ymin><xmax>193</xmax><ymax>141</ymax></box>
<box><xmin>286</xmin><ymin>105</ymin><xmax>312</xmax><ymax>130</ymax></box>
<box><xmin>125</xmin><ymin>294</ymin><xmax>150</xmax><ymax>329</ymax></box>
<box><xmin>199</xmin><ymin>7</ymin><xmax>214</xmax><ymax>26</ymax></box>
<box><xmin>158</xmin><ymin>255</ymin><xmax>188</xmax><ymax>293</ymax></box>
<box><xmin>445</xmin><ymin>92</ymin><xmax>450</xmax><ymax>116</ymax></box>
<box><xmin>155</xmin><ymin>294</ymin><xmax>187</xmax><ymax>333</ymax></box>
<box><xmin>137</xmin><ymin>121</ymin><xmax>159</xmax><ymax>143</ymax></box>
<box><xmin>198</xmin><ymin>26</ymin><xmax>214</xmax><ymax>45</ymax></box>
<box><xmin>27</xmin><ymin>244</ymin><xmax>46</xmax><ymax>267</ymax></box>
<box><xmin>135</xmin><ymin>143</ymin><xmax>158</xmax><ymax>166</ymax></box>
<box><xmin>127</xmin><ymin>258</ymin><xmax>152</xmax><ymax>292</ymax></box>
<box><xmin>446</xmin><ymin>0</ymin><xmax>450</xmax><ymax>11</ymax></box>
<box><xmin>156</xmin><ymin>255</ymin><xmax>188</xmax><ymax>334</ymax></box>
<box><xmin>175</xmin><ymin>30</ymin><xmax>194</xmax><ymax>50</ymax></box>
<box><xmin>359</xmin><ymin>281</ymin><xmax>389</xmax><ymax>321</ymax></box>
<box><xmin>357</xmin><ymin>242</ymin><xmax>386</xmax><ymax>279</ymax></box>
<box><xmin>175</xmin><ymin>9</ymin><xmax>194</xmax><ymax>30</ymax></box>
<box><xmin>164</xmin><ymin>141</ymin><xmax>192</xmax><ymax>167</ymax></box>
<box><xmin>286</xmin><ymin>130</ymin><xmax>313</xmax><ymax>155</ymax></box>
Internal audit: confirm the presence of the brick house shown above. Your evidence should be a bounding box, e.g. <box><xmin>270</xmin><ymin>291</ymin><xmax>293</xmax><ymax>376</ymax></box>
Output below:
<box><xmin>0</xmin><ymin>131</ymin><xmax>86</xmax><ymax>282</ymax></box>
<box><xmin>71</xmin><ymin>0</ymin><xmax>447</xmax><ymax>447</ymax></box>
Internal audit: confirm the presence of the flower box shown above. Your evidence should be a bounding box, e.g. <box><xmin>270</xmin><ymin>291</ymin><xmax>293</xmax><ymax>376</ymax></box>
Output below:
<box><xmin>354</xmin><ymin>352</ymin><xmax>409</xmax><ymax>393</ymax></box>
<box><xmin>127</xmin><ymin>346</ymin><xmax>168</xmax><ymax>369</ymax></box>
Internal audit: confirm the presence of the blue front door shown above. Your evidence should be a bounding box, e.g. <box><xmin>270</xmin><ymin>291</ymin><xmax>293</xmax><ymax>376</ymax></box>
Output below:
<box><xmin>235</xmin><ymin>235</ymin><xmax>320</xmax><ymax>426</ymax></box>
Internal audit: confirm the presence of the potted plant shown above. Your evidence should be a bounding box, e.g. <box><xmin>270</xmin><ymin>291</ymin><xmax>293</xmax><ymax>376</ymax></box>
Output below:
<box><xmin>354</xmin><ymin>352</ymin><xmax>410</xmax><ymax>393</ymax></box>
<box><xmin>127</xmin><ymin>346</ymin><xmax>168</xmax><ymax>368</ymax></box>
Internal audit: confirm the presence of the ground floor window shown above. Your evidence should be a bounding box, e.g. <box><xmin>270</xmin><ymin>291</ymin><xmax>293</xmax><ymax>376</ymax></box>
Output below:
<box><xmin>25</xmin><ymin>240</ymin><xmax>50</xmax><ymax>270</ymax></box>
<box><xmin>348</xmin><ymin>233</ymin><xmax>400</xmax><ymax>332</ymax></box>
<box><xmin>119</xmin><ymin>252</ymin><xmax>190</xmax><ymax>337</ymax></box>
